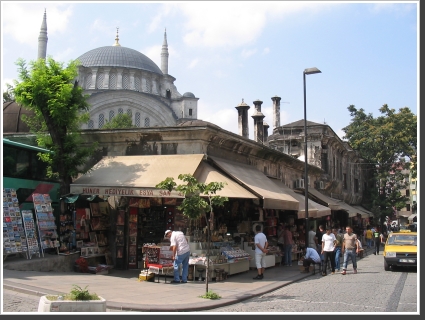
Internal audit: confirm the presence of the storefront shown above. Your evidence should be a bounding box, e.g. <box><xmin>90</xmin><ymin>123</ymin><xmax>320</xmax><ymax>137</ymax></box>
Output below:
<box><xmin>67</xmin><ymin>154</ymin><xmax>303</xmax><ymax>271</ymax></box>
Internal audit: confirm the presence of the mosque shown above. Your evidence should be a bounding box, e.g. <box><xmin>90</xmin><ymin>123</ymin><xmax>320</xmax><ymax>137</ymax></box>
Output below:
<box><xmin>4</xmin><ymin>10</ymin><xmax>199</xmax><ymax>133</ymax></box>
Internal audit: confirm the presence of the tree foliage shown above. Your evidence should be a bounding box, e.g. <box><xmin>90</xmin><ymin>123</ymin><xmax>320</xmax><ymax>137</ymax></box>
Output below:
<box><xmin>156</xmin><ymin>174</ymin><xmax>228</xmax><ymax>293</ymax></box>
<box><xmin>342</xmin><ymin>104</ymin><xmax>417</xmax><ymax>226</ymax></box>
<box><xmin>3</xmin><ymin>83</ymin><xmax>15</xmax><ymax>103</ymax></box>
<box><xmin>101</xmin><ymin>113</ymin><xmax>135</xmax><ymax>129</ymax></box>
<box><xmin>13</xmin><ymin>57</ymin><xmax>98</xmax><ymax>196</ymax></box>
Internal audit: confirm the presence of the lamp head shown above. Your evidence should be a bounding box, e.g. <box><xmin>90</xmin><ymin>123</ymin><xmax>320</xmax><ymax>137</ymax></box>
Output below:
<box><xmin>304</xmin><ymin>67</ymin><xmax>321</xmax><ymax>75</ymax></box>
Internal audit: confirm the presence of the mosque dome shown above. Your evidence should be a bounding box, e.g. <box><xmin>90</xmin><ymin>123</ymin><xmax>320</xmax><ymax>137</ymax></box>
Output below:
<box><xmin>76</xmin><ymin>46</ymin><xmax>163</xmax><ymax>75</ymax></box>
<box><xmin>182</xmin><ymin>92</ymin><xmax>195</xmax><ymax>98</ymax></box>
<box><xmin>2</xmin><ymin>101</ymin><xmax>34</xmax><ymax>133</ymax></box>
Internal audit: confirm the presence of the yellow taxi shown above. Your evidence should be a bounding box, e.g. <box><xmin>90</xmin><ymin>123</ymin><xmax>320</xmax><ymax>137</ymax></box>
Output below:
<box><xmin>383</xmin><ymin>230</ymin><xmax>417</xmax><ymax>271</ymax></box>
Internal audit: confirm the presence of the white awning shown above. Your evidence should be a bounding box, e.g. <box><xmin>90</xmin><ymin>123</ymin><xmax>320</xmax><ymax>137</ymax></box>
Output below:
<box><xmin>70</xmin><ymin>154</ymin><xmax>206</xmax><ymax>197</ymax></box>
<box><xmin>209</xmin><ymin>156</ymin><xmax>299</xmax><ymax>211</ymax></box>
<box><xmin>352</xmin><ymin>205</ymin><xmax>373</xmax><ymax>218</ymax></box>
<box><xmin>269</xmin><ymin>179</ymin><xmax>318</xmax><ymax>219</ymax></box>
<box><xmin>70</xmin><ymin>154</ymin><xmax>259</xmax><ymax>200</ymax></box>
<box><xmin>408</xmin><ymin>213</ymin><xmax>417</xmax><ymax>221</ymax></box>
<box><xmin>307</xmin><ymin>188</ymin><xmax>341</xmax><ymax>211</ymax></box>
<box><xmin>194</xmin><ymin>161</ymin><xmax>258</xmax><ymax>199</ymax></box>
<box><xmin>306</xmin><ymin>189</ymin><xmax>364</xmax><ymax>218</ymax></box>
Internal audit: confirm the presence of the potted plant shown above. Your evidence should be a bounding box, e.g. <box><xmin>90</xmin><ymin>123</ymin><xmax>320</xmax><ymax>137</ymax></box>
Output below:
<box><xmin>38</xmin><ymin>284</ymin><xmax>106</xmax><ymax>312</ymax></box>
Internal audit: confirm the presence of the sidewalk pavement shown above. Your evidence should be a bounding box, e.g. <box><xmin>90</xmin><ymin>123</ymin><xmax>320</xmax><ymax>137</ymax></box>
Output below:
<box><xmin>3</xmin><ymin>249</ymin><xmax>371</xmax><ymax>312</ymax></box>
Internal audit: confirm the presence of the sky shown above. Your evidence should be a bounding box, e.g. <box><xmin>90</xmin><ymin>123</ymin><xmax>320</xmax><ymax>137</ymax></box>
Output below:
<box><xmin>1</xmin><ymin>1</ymin><xmax>418</xmax><ymax>140</ymax></box>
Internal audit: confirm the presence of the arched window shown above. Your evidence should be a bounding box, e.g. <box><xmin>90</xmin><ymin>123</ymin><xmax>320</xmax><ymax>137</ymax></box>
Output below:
<box><xmin>88</xmin><ymin>120</ymin><xmax>94</xmax><ymax>129</ymax></box>
<box><xmin>127</xmin><ymin>109</ymin><xmax>132</xmax><ymax>117</ymax></box>
<box><xmin>118</xmin><ymin>108</ymin><xmax>123</xmax><ymax>114</ymax></box>
<box><xmin>109</xmin><ymin>73</ymin><xmax>117</xmax><ymax>89</ymax></box>
<box><xmin>109</xmin><ymin>110</ymin><xmax>115</xmax><ymax>121</ymax></box>
<box><xmin>123</xmin><ymin>74</ymin><xmax>129</xmax><ymax>89</ymax></box>
<box><xmin>96</xmin><ymin>73</ymin><xmax>104</xmax><ymax>89</ymax></box>
<box><xmin>144</xmin><ymin>117</ymin><xmax>150</xmax><ymax>127</ymax></box>
<box><xmin>135</xmin><ymin>112</ymin><xmax>141</xmax><ymax>127</ymax></box>
<box><xmin>99</xmin><ymin>114</ymin><xmax>104</xmax><ymax>128</ymax></box>
<box><xmin>135</xmin><ymin>77</ymin><xmax>141</xmax><ymax>91</ymax></box>
<box><xmin>85</xmin><ymin>74</ymin><xmax>92</xmax><ymax>89</ymax></box>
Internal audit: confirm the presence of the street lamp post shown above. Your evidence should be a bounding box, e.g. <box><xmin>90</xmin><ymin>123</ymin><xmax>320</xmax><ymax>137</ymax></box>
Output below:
<box><xmin>303</xmin><ymin>67</ymin><xmax>321</xmax><ymax>249</ymax></box>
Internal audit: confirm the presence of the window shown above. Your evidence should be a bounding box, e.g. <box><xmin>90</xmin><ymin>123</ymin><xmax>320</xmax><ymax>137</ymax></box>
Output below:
<box><xmin>189</xmin><ymin>108</ymin><xmax>192</xmax><ymax>116</ymax></box>
<box><xmin>406</xmin><ymin>204</ymin><xmax>411</xmax><ymax>211</ymax></box>
<box><xmin>127</xmin><ymin>109</ymin><xmax>132</xmax><ymax>117</ymax></box>
<box><xmin>88</xmin><ymin>120</ymin><xmax>94</xmax><ymax>129</ymax></box>
<box><xmin>109</xmin><ymin>110</ymin><xmax>115</xmax><ymax>121</ymax></box>
<box><xmin>135</xmin><ymin>112</ymin><xmax>141</xmax><ymax>127</ymax></box>
<box><xmin>354</xmin><ymin>179</ymin><xmax>359</xmax><ymax>193</ymax></box>
<box><xmin>343</xmin><ymin>173</ymin><xmax>347</xmax><ymax>189</ymax></box>
<box><xmin>118</xmin><ymin>108</ymin><xmax>123</xmax><ymax>114</ymax></box>
<box><xmin>406</xmin><ymin>189</ymin><xmax>410</xmax><ymax>197</ymax></box>
<box><xmin>144</xmin><ymin>117</ymin><xmax>150</xmax><ymax>127</ymax></box>
<box><xmin>99</xmin><ymin>114</ymin><xmax>104</xmax><ymax>128</ymax></box>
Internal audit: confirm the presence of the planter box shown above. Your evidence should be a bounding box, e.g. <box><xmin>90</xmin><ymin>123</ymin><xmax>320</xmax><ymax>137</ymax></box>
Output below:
<box><xmin>38</xmin><ymin>295</ymin><xmax>106</xmax><ymax>312</ymax></box>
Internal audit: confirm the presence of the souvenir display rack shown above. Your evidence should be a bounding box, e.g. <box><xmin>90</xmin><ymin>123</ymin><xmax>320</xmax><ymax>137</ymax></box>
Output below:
<box><xmin>21</xmin><ymin>210</ymin><xmax>41</xmax><ymax>259</ymax></box>
<box><xmin>3</xmin><ymin>188</ymin><xmax>28</xmax><ymax>259</ymax></box>
<box><xmin>33</xmin><ymin>193</ymin><xmax>59</xmax><ymax>256</ymax></box>
<box><xmin>127</xmin><ymin>207</ymin><xmax>138</xmax><ymax>269</ymax></box>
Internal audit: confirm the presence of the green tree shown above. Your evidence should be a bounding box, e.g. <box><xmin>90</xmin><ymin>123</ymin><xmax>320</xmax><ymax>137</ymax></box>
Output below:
<box><xmin>3</xmin><ymin>83</ymin><xmax>15</xmax><ymax>103</ymax></box>
<box><xmin>13</xmin><ymin>57</ymin><xmax>98</xmax><ymax>196</ymax></box>
<box><xmin>101</xmin><ymin>113</ymin><xmax>135</xmax><ymax>129</ymax></box>
<box><xmin>156</xmin><ymin>174</ymin><xmax>228</xmax><ymax>294</ymax></box>
<box><xmin>342</xmin><ymin>104</ymin><xmax>417</xmax><ymax>228</ymax></box>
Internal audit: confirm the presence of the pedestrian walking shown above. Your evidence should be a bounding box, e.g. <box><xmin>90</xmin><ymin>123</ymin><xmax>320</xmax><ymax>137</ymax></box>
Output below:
<box><xmin>283</xmin><ymin>225</ymin><xmax>294</xmax><ymax>267</ymax></box>
<box><xmin>321</xmin><ymin>226</ymin><xmax>336</xmax><ymax>275</ymax></box>
<box><xmin>332</xmin><ymin>228</ymin><xmax>343</xmax><ymax>272</ymax></box>
<box><xmin>253</xmin><ymin>224</ymin><xmax>268</xmax><ymax>280</ymax></box>
<box><xmin>341</xmin><ymin>226</ymin><xmax>359</xmax><ymax>275</ymax></box>
<box><xmin>365</xmin><ymin>225</ymin><xmax>373</xmax><ymax>249</ymax></box>
<box><xmin>316</xmin><ymin>225</ymin><xmax>325</xmax><ymax>267</ymax></box>
<box><xmin>373</xmin><ymin>227</ymin><xmax>381</xmax><ymax>255</ymax></box>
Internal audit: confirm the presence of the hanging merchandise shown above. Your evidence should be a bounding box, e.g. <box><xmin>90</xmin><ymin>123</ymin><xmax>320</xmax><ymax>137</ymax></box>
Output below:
<box><xmin>21</xmin><ymin>210</ymin><xmax>41</xmax><ymax>259</ymax></box>
<box><xmin>3</xmin><ymin>188</ymin><xmax>29</xmax><ymax>259</ymax></box>
<box><xmin>33</xmin><ymin>193</ymin><xmax>60</xmax><ymax>256</ymax></box>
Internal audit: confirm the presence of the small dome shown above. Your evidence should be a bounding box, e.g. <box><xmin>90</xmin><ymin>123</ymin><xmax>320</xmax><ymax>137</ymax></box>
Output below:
<box><xmin>76</xmin><ymin>46</ymin><xmax>163</xmax><ymax>75</ymax></box>
<box><xmin>183</xmin><ymin>92</ymin><xmax>195</xmax><ymax>98</ymax></box>
<box><xmin>3</xmin><ymin>101</ymin><xmax>34</xmax><ymax>133</ymax></box>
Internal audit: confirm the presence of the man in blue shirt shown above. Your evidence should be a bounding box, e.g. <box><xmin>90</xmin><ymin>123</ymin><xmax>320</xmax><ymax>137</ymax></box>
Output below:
<box><xmin>300</xmin><ymin>247</ymin><xmax>321</xmax><ymax>273</ymax></box>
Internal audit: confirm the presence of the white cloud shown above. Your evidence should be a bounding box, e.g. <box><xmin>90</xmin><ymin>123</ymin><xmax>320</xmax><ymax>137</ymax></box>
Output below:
<box><xmin>2</xmin><ymin>3</ymin><xmax>73</xmax><ymax>47</ymax></box>
<box><xmin>2</xmin><ymin>78</ymin><xmax>15</xmax><ymax>92</ymax></box>
<box><xmin>262</xmin><ymin>47</ymin><xmax>270</xmax><ymax>55</ymax></box>
<box><xmin>241</xmin><ymin>48</ymin><xmax>257</xmax><ymax>59</ymax></box>
<box><xmin>188</xmin><ymin>59</ymin><xmax>199</xmax><ymax>69</ymax></box>
<box><xmin>161</xmin><ymin>1</ymin><xmax>329</xmax><ymax>48</ymax></box>
<box><xmin>198</xmin><ymin>101</ymin><xmax>237</xmax><ymax>134</ymax></box>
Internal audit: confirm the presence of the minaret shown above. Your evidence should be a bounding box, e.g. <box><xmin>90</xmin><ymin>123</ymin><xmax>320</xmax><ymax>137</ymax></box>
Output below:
<box><xmin>113</xmin><ymin>27</ymin><xmax>121</xmax><ymax>46</ymax></box>
<box><xmin>161</xmin><ymin>28</ymin><xmax>169</xmax><ymax>74</ymax></box>
<box><xmin>235</xmin><ymin>99</ymin><xmax>250</xmax><ymax>139</ymax></box>
<box><xmin>37</xmin><ymin>9</ymin><xmax>48</xmax><ymax>59</ymax></box>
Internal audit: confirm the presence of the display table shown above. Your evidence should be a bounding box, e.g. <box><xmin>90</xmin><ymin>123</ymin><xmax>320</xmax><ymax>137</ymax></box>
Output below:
<box><xmin>191</xmin><ymin>259</ymin><xmax>250</xmax><ymax>280</ymax></box>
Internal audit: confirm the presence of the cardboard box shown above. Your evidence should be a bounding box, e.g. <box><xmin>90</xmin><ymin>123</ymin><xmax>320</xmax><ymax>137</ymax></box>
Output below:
<box><xmin>139</xmin><ymin>271</ymin><xmax>155</xmax><ymax>281</ymax></box>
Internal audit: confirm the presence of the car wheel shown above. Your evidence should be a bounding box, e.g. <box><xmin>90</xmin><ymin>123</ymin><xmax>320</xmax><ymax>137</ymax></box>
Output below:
<box><xmin>384</xmin><ymin>259</ymin><xmax>390</xmax><ymax>271</ymax></box>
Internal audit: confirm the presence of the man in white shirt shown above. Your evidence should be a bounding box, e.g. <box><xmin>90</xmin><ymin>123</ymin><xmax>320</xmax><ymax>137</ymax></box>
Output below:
<box><xmin>164</xmin><ymin>230</ymin><xmax>190</xmax><ymax>284</ymax></box>
<box><xmin>321</xmin><ymin>226</ymin><xmax>337</xmax><ymax>275</ymax></box>
<box><xmin>253</xmin><ymin>224</ymin><xmax>268</xmax><ymax>280</ymax></box>
<box><xmin>300</xmin><ymin>247</ymin><xmax>321</xmax><ymax>273</ymax></box>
